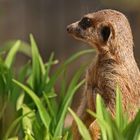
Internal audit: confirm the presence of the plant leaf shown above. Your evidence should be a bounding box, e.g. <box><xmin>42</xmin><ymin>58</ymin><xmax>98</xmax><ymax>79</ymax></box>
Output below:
<box><xmin>3</xmin><ymin>112</ymin><xmax>31</xmax><ymax>140</ymax></box>
<box><xmin>115</xmin><ymin>85</ymin><xmax>127</xmax><ymax>132</ymax></box>
<box><xmin>68</xmin><ymin>108</ymin><xmax>91</xmax><ymax>140</ymax></box>
<box><xmin>0</xmin><ymin>40</ymin><xmax>31</xmax><ymax>57</ymax></box>
<box><xmin>30</xmin><ymin>34</ymin><xmax>45</xmax><ymax>94</ymax></box>
<box><xmin>54</xmin><ymin>67</ymin><xmax>85</xmax><ymax>137</ymax></box>
<box><xmin>5</xmin><ymin>40</ymin><xmax>21</xmax><ymax>68</ymax></box>
<box><xmin>12</xmin><ymin>79</ymin><xmax>51</xmax><ymax>130</ymax></box>
<box><xmin>123</xmin><ymin>110</ymin><xmax>140</xmax><ymax>140</ymax></box>
<box><xmin>45</xmin><ymin>49</ymin><xmax>94</xmax><ymax>93</ymax></box>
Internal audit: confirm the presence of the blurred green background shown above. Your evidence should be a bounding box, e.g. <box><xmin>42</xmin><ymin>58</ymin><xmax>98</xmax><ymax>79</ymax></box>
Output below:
<box><xmin>0</xmin><ymin>0</ymin><xmax>140</xmax><ymax>62</ymax></box>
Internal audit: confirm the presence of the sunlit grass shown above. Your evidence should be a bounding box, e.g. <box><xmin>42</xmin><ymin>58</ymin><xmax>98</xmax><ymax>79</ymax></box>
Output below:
<box><xmin>72</xmin><ymin>86</ymin><xmax>140</xmax><ymax>140</ymax></box>
<box><xmin>1</xmin><ymin>35</ymin><xmax>140</xmax><ymax>140</ymax></box>
<box><xmin>0</xmin><ymin>34</ymin><xmax>93</xmax><ymax>140</ymax></box>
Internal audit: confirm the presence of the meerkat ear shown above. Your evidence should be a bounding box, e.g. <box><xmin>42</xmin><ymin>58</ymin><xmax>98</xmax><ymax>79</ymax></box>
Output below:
<box><xmin>101</xmin><ymin>26</ymin><xmax>111</xmax><ymax>42</ymax></box>
<box><xmin>99</xmin><ymin>23</ymin><xmax>115</xmax><ymax>43</ymax></box>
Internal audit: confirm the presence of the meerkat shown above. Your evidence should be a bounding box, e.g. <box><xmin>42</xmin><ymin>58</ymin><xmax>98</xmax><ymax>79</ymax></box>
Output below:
<box><xmin>67</xmin><ymin>9</ymin><xmax>140</xmax><ymax>139</ymax></box>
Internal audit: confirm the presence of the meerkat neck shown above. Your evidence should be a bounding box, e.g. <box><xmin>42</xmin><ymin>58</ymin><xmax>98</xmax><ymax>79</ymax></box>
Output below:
<box><xmin>96</xmin><ymin>43</ymin><xmax>135</xmax><ymax>66</ymax></box>
<box><xmin>96</xmin><ymin>43</ymin><xmax>140</xmax><ymax>82</ymax></box>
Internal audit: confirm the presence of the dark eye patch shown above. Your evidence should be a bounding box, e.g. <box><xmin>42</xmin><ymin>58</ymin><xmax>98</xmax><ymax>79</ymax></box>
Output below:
<box><xmin>101</xmin><ymin>26</ymin><xmax>110</xmax><ymax>42</ymax></box>
<box><xmin>79</xmin><ymin>17</ymin><xmax>92</xmax><ymax>30</ymax></box>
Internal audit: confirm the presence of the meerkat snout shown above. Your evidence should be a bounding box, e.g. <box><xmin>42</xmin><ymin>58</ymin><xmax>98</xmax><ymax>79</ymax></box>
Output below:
<box><xmin>67</xmin><ymin>25</ymin><xmax>73</xmax><ymax>33</ymax></box>
<box><xmin>67</xmin><ymin>22</ymin><xmax>85</xmax><ymax>40</ymax></box>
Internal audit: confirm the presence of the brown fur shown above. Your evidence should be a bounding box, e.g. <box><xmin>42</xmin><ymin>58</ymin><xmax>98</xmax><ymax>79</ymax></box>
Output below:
<box><xmin>67</xmin><ymin>9</ymin><xmax>140</xmax><ymax>140</ymax></box>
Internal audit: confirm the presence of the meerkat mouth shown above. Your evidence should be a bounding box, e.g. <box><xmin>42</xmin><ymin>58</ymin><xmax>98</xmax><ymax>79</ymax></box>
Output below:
<box><xmin>67</xmin><ymin>24</ymin><xmax>86</xmax><ymax>41</ymax></box>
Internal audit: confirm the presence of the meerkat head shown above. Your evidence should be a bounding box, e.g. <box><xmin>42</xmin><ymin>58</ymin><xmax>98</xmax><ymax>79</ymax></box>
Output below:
<box><xmin>67</xmin><ymin>9</ymin><xmax>133</xmax><ymax>54</ymax></box>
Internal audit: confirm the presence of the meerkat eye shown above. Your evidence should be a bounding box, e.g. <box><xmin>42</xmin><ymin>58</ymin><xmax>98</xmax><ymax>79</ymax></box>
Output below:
<box><xmin>100</xmin><ymin>26</ymin><xmax>111</xmax><ymax>42</ymax></box>
<box><xmin>79</xmin><ymin>17</ymin><xmax>92</xmax><ymax>30</ymax></box>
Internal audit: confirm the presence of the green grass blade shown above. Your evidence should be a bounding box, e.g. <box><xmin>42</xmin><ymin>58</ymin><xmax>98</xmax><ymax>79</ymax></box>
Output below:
<box><xmin>115</xmin><ymin>85</ymin><xmax>124</xmax><ymax>131</ymax></box>
<box><xmin>88</xmin><ymin>95</ymin><xmax>119</xmax><ymax>140</ymax></box>
<box><xmin>21</xmin><ymin>104</ymin><xmax>35</xmax><ymax>133</ymax></box>
<box><xmin>60</xmin><ymin>66</ymin><xmax>85</xmax><ymax>111</ymax></box>
<box><xmin>54</xmin><ymin>79</ymin><xmax>84</xmax><ymax>137</ymax></box>
<box><xmin>45</xmin><ymin>49</ymin><xmax>94</xmax><ymax>92</ymax></box>
<box><xmin>88</xmin><ymin>109</ymin><xmax>109</xmax><ymax>140</ymax></box>
<box><xmin>90</xmin><ymin>95</ymin><xmax>109</xmax><ymax>140</ymax></box>
<box><xmin>88</xmin><ymin>92</ymin><xmax>126</xmax><ymax>140</ymax></box>
<box><xmin>133</xmin><ymin>125</ymin><xmax>140</xmax><ymax>140</ymax></box>
<box><xmin>11</xmin><ymin>61</ymin><xmax>31</xmax><ymax>103</ymax></box>
<box><xmin>42</xmin><ymin>52</ymin><xmax>55</xmax><ymax>92</ymax></box>
<box><xmin>18</xmin><ymin>61</ymin><xmax>31</xmax><ymax>82</ymax></box>
<box><xmin>123</xmin><ymin>110</ymin><xmax>140</xmax><ymax>140</ymax></box>
<box><xmin>54</xmin><ymin>67</ymin><xmax>85</xmax><ymax>137</ymax></box>
<box><xmin>30</xmin><ymin>34</ymin><xmax>45</xmax><ymax>94</ymax></box>
<box><xmin>24</xmin><ymin>134</ymin><xmax>35</xmax><ymax>140</ymax></box>
<box><xmin>5</xmin><ymin>40</ymin><xmax>21</xmax><ymax>68</ymax></box>
<box><xmin>3</xmin><ymin>112</ymin><xmax>31</xmax><ymax>140</ymax></box>
<box><xmin>43</xmin><ymin>92</ymin><xmax>56</xmax><ymax>118</ymax></box>
<box><xmin>45</xmin><ymin>52</ymin><xmax>55</xmax><ymax>79</ymax></box>
<box><xmin>59</xmin><ymin>71</ymin><xmax>67</xmax><ymax>100</ymax></box>
<box><xmin>8</xmin><ymin>137</ymin><xmax>18</xmax><ymax>140</ymax></box>
<box><xmin>96</xmin><ymin>94</ymin><xmax>106</xmax><ymax>120</ymax></box>
<box><xmin>16</xmin><ymin>93</ymin><xmax>25</xmax><ymax>110</ymax></box>
<box><xmin>0</xmin><ymin>40</ymin><xmax>31</xmax><ymax>57</ymax></box>
<box><xmin>55</xmin><ymin>80</ymin><xmax>85</xmax><ymax>136</ymax></box>
<box><xmin>68</xmin><ymin>108</ymin><xmax>91</xmax><ymax>140</ymax></box>
<box><xmin>12</xmin><ymin>79</ymin><xmax>51</xmax><ymax>129</ymax></box>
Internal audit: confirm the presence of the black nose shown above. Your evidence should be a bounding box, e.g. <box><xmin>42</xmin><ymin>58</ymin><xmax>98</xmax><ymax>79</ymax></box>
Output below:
<box><xmin>67</xmin><ymin>25</ymin><xmax>72</xmax><ymax>33</ymax></box>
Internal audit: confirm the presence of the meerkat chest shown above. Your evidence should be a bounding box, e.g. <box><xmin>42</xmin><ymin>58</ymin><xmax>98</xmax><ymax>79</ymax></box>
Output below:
<box><xmin>92</xmin><ymin>60</ymin><xmax>119</xmax><ymax>88</ymax></box>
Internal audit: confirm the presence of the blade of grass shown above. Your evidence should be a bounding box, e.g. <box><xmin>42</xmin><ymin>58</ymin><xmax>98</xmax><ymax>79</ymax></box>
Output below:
<box><xmin>115</xmin><ymin>85</ymin><xmax>124</xmax><ymax>132</ymax></box>
<box><xmin>54</xmin><ymin>67</ymin><xmax>85</xmax><ymax>137</ymax></box>
<box><xmin>54</xmin><ymin>79</ymin><xmax>85</xmax><ymax>136</ymax></box>
<box><xmin>11</xmin><ymin>61</ymin><xmax>31</xmax><ymax>103</ymax></box>
<box><xmin>30</xmin><ymin>34</ymin><xmax>45</xmax><ymax>94</ymax></box>
<box><xmin>3</xmin><ymin>112</ymin><xmax>31</xmax><ymax>140</ymax></box>
<box><xmin>21</xmin><ymin>104</ymin><xmax>37</xmax><ymax>140</ymax></box>
<box><xmin>133</xmin><ymin>125</ymin><xmax>140</xmax><ymax>140</ymax></box>
<box><xmin>16</xmin><ymin>93</ymin><xmax>25</xmax><ymax>110</ymax></box>
<box><xmin>8</xmin><ymin>137</ymin><xmax>18</xmax><ymax>140</ymax></box>
<box><xmin>88</xmin><ymin>92</ymin><xmax>125</xmax><ymax>140</ymax></box>
<box><xmin>5</xmin><ymin>40</ymin><xmax>21</xmax><ymax>68</ymax></box>
<box><xmin>0</xmin><ymin>40</ymin><xmax>31</xmax><ymax>57</ymax></box>
<box><xmin>123</xmin><ymin>110</ymin><xmax>140</xmax><ymax>140</ymax></box>
<box><xmin>43</xmin><ymin>91</ymin><xmax>56</xmax><ymax>118</ymax></box>
<box><xmin>45</xmin><ymin>49</ymin><xmax>94</xmax><ymax>93</ymax></box>
<box><xmin>12</xmin><ymin>79</ymin><xmax>51</xmax><ymax>130</ymax></box>
<box><xmin>68</xmin><ymin>108</ymin><xmax>91</xmax><ymax>140</ymax></box>
<box><xmin>42</xmin><ymin>52</ymin><xmax>56</xmax><ymax>93</ymax></box>
<box><xmin>89</xmin><ymin>95</ymin><xmax>109</xmax><ymax>140</ymax></box>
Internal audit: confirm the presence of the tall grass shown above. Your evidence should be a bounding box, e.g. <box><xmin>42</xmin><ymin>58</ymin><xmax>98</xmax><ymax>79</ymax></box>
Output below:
<box><xmin>0</xmin><ymin>34</ymin><xmax>93</xmax><ymax>140</ymax></box>
<box><xmin>72</xmin><ymin>86</ymin><xmax>140</xmax><ymax>140</ymax></box>
<box><xmin>1</xmin><ymin>35</ymin><xmax>140</xmax><ymax>140</ymax></box>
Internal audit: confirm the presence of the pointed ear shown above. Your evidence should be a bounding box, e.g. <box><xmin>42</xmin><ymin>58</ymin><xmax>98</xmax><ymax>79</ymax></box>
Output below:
<box><xmin>101</xmin><ymin>26</ymin><xmax>110</xmax><ymax>42</ymax></box>
<box><xmin>99</xmin><ymin>23</ymin><xmax>115</xmax><ymax>43</ymax></box>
